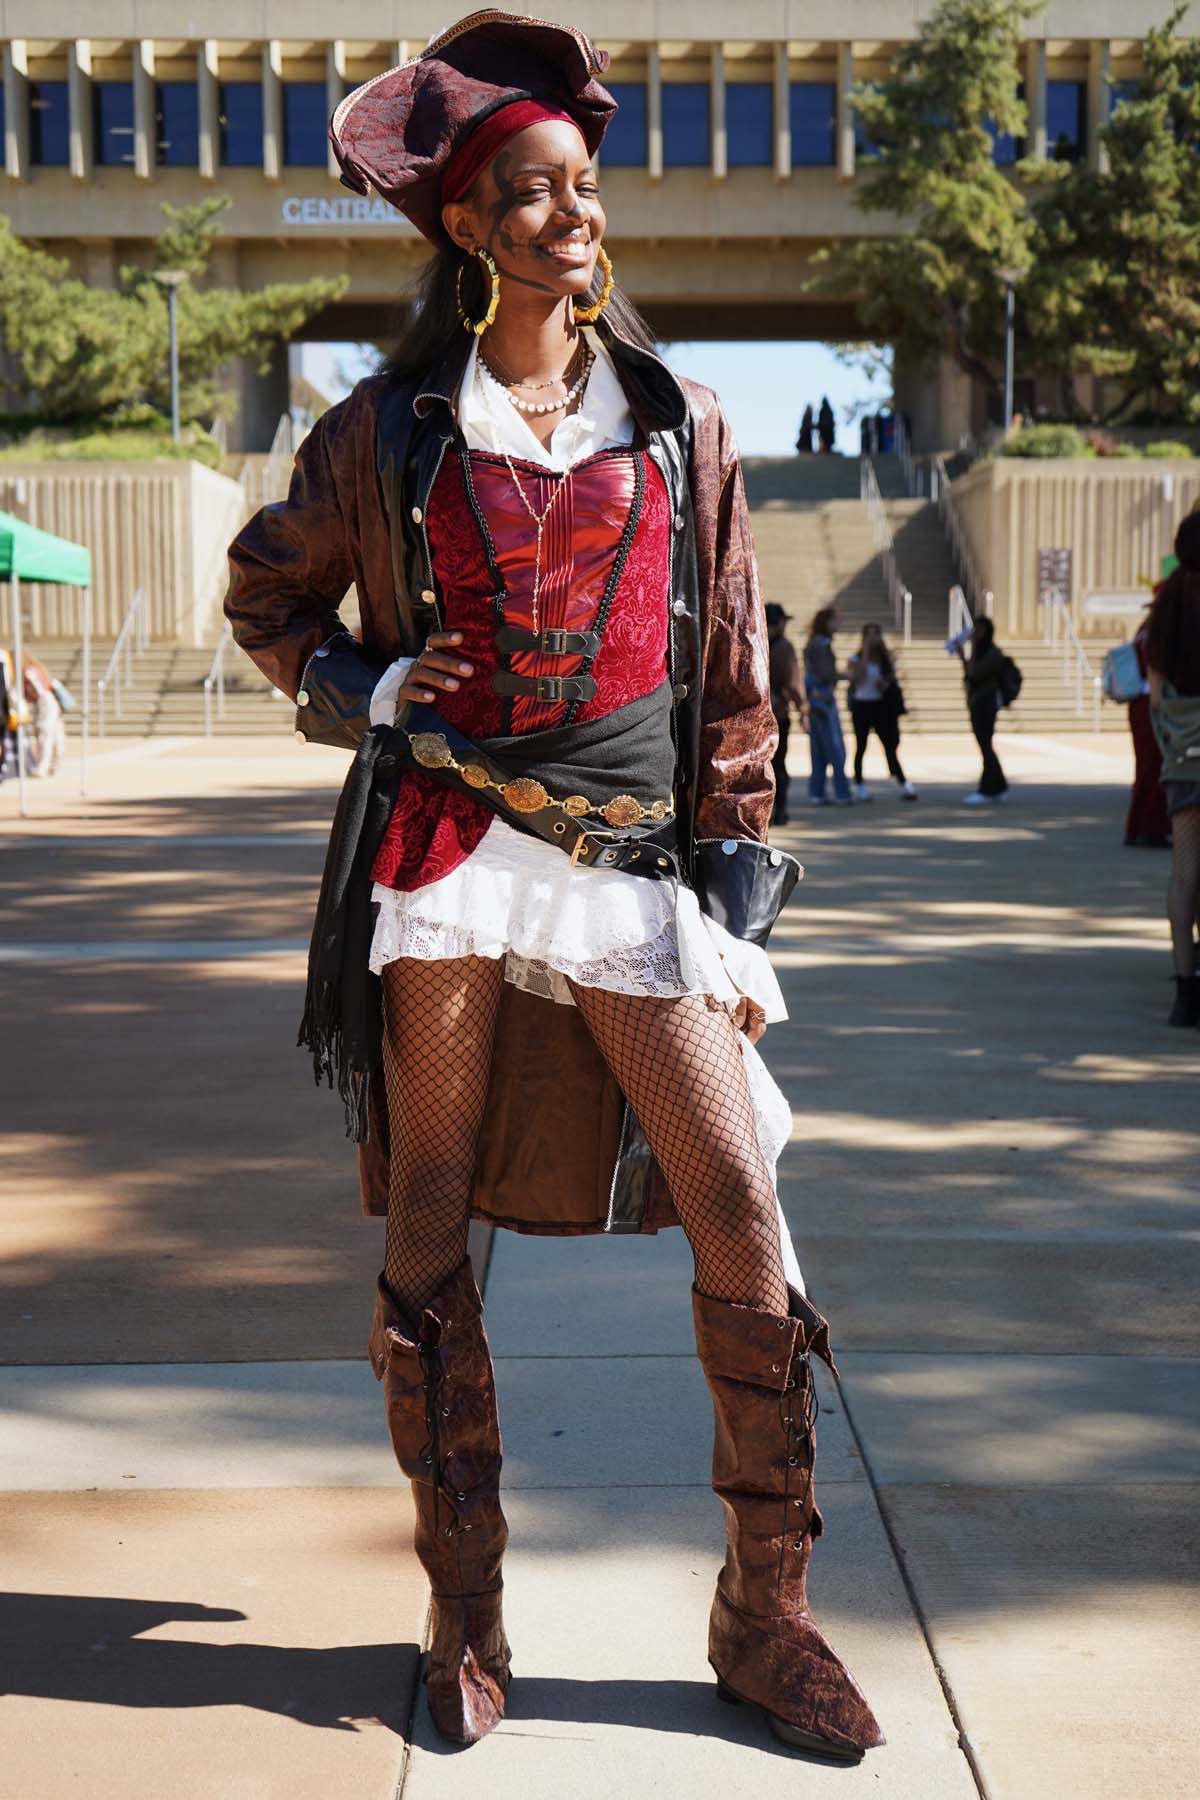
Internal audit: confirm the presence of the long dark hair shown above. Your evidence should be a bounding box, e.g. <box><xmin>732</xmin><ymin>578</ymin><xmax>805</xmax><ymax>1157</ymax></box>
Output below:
<box><xmin>858</xmin><ymin>622</ymin><xmax>895</xmax><ymax>681</ymax></box>
<box><xmin>807</xmin><ymin>605</ymin><xmax>838</xmax><ymax>643</ymax></box>
<box><xmin>384</xmin><ymin>242</ymin><xmax>658</xmax><ymax>384</ymax></box>
<box><xmin>1146</xmin><ymin>513</ymin><xmax>1200</xmax><ymax>694</ymax></box>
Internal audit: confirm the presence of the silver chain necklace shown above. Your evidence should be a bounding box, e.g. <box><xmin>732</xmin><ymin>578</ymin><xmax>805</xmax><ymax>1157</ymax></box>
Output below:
<box><xmin>480</xmin><ymin>345</ymin><xmax>594</xmax><ymax>416</ymax></box>
<box><xmin>480</xmin><ymin>376</ymin><xmax>573</xmax><ymax>634</ymax></box>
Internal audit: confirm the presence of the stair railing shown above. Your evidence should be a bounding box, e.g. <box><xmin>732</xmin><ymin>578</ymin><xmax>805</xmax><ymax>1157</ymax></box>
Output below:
<box><xmin>203</xmin><ymin>620</ymin><xmax>234</xmax><ymax>738</ymax></box>
<box><xmin>1046</xmin><ymin>598</ymin><xmax>1103</xmax><ymax>733</ymax></box>
<box><xmin>932</xmin><ymin>454</ymin><xmax>993</xmax><ymax>621</ymax></box>
<box><xmin>894</xmin><ymin>414</ymin><xmax>921</xmax><ymax>498</ymax></box>
<box><xmin>96</xmin><ymin>588</ymin><xmax>148</xmax><ymax>736</ymax></box>
<box><xmin>860</xmin><ymin>457</ymin><xmax>913</xmax><ymax>643</ymax></box>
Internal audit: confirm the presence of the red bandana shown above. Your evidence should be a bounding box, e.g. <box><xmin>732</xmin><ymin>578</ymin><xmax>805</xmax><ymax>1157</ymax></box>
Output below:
<box><xmin>441</xmin><ymin>98</ymin><xmax>578</xmax><ymax>204</ymax></box>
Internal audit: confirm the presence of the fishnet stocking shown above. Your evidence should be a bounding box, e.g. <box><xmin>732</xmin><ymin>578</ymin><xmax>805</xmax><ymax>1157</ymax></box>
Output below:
<box><xmin>1168</xmin><ymin>807</ymin><xmax>1200</xmax><ymax>976</ymax></box>
<box><xmin>381</xmin><ymin>956</ymin><xmax>505</xmax><ymax>1318</ymax></box>
<box><xmin>567</xmin><ymin>983</ymin><xmax>789</xmax><ymax>1312</ymax></box>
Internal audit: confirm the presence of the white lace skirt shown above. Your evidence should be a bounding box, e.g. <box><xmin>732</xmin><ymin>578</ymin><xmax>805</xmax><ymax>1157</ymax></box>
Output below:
<box><xmin>368</xmin><ymin>818</ymin><xmax>804</xmax><ymax>1289</ymax></box>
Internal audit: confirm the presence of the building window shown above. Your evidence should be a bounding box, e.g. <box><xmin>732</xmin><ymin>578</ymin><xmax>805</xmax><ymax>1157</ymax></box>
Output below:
<box><xmin>94</xmin><ymin>81</ymin><xmax>134</xmax><ymax>166</ymax></box>
<box><xmin>157</xmin><ymin>81</ymin><xmax>198</xmax><ymax>166</ymax></box>
<box><xmin>727</xmin><ymin>83</ymin><xmax>772</xmax><ymax>167</ymax></box>
<box><xmin>601</xmin><ymin>80</ymin><xmax>646</xmax><ymax>166</ymax></box>
<box><xmin>987</xmin><ymin>83</ymin><xmax>1026</xmax><ymax>165</ymax></box>
<box><xmin>284</xmin><ymin>80</ymin><xmax>327</xmax><ymax>166</ymax></box>
<box><xmin>789</xmin><ymin>81</ymin><xmax>836</xmax><ymax>166</ymax></box>
<box><xmin>854</xmin><ymin>85</ymin><xmax>881</xmax><ymax>161</ymax></box>
<box><xmin>1110</xmin><ymin>78</ymin><xmax>1140</xmax><ymax>114</ymax></box>
<box><xmin>663</xmin><ymin>82</ymin><xmax>709</xmax><ymax>167</ymax></box>
<box><xmin>1048</xmin><ymin>79</ymin><xmax>1086</xmax><ymax>161</ymax></box>
<box><xmin>30</xmin><ymin>80</ymin><xmax>70</xmax><ymax>166</ymax></box>
<box><xmin>219</xmin><ymin>81</ymin><xmax>263</xmax><ymax>166</ymax></box>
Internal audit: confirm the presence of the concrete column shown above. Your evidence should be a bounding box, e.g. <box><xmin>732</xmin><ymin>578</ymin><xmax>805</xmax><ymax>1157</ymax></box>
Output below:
<box><xmin>1024</xmin><ymin>41</ymin><xmax>1047</xmax><ymax>161</ymax></box>
<box><xmin>394</xmin><ymin>42</ymin><xmax>410</xmax><ymax>66</ymax></box>
<box><xmin>647</xmin><ymin>44</ymin><xmax>663</xmax><ymax>181</ymax></box>
<box><xmin>894</xmin><ymin>347</ymin><xmax>974</xmax><ymax>454</ymax></box>
<box><xmin>133</xmin><ymin>39</ymin><xmax>156</xmax><ymax>180</ymax></box>
<box><xmin>82</xmin><ymin>239</ymin><xmax>116</xmax><ymax>289</ymax></box>
<box><xmin>1088</xmin><ymin>40</ymin><xmax>1111</xmax><ymax>173</ymax></box>
<box><xmin>4</xmin><ymin>41</ymin><xmax>30</xmax><ymax>181</ymax></box>
<box><xmin>773</xmin><ymin>43</ymin><xmax>791</xmax><ymax>181</ymax></box>
<box><xmin>68</xmin><ymin>40</ymin><xmax>94</xmax><ymax>182</ymax></box>
<box><xmin>198</xmin><ymin>41</ymin><xmax>219</xmax><ymax>180</ymax></box>
<box><xmin>263</xmin><ymin>41</ymin><xmax>283</xmax><ymax>181</ymax></box>
<box><xmin>235</xmin><ymin>340</ymin><xmax>291</xmax><ymax>453</ymax></box>
<box><xmin>710</xmin><ymin>44</ymin><xmax>727</xmax><ymax>180</ymax></box>
<box><xmin>836</xmin><ymin>43</ymin><xmax>855</xmax><ymax>180</ymax></box>
<box><xmin>326</xmin><ymin>40</ymin><xmax>346</xmax><ymax>178</ymax></box>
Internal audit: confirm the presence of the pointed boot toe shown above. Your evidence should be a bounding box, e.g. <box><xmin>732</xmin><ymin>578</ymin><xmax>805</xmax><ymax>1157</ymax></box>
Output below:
<box><xmin>711</xmin><ymin>1587</ymin><xmax>884</xmax><ymax>1761</ymax></box>
<box><xmin>424</xmin><ymin>1591</ymin><xmax>512</xmax><ymax>1745</ymax></box>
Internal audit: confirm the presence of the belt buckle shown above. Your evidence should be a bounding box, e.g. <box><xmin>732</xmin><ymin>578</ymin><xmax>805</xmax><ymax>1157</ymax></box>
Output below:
<box><xmin>535</xmin><ymin>674</ymin><xmax>564</xmax><ymax>702</ymax></box>
<box><xmin>541</xmin><ymin>628</ymin><xmax>567</xmax><ymax>655</ymax></box>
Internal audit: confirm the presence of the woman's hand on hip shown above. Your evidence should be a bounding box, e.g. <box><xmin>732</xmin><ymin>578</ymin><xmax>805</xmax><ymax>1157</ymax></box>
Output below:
<box><xmin>396</xmin><ymin>632</ymin><xmax>475</xmax><ymax>706</ymax></box>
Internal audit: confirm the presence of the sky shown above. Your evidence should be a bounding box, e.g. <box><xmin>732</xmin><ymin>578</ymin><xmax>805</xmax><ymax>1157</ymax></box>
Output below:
<box><xmin>299</xmin><ymin>339</ymin><xmax>892</xmax><ymax>458</ymax></box>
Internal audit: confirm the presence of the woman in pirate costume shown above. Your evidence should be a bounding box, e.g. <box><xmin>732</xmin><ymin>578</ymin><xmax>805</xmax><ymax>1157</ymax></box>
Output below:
<box><xmin>225</xmin><ymin>11</ymin><xmax>882</xmax><ymax>1763</ymax></box>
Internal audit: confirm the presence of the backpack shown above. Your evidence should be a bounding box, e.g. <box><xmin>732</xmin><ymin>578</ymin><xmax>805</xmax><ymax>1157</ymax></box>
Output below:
<box><xmin>997</xmin><ymin>655</ymin><xmax>1022</xmax><ymax>708</ymax></box>
<box><xmin>1101</xmin><ymin>641</ymin><xmax>1143</xmax><ymax>704</ymax></box>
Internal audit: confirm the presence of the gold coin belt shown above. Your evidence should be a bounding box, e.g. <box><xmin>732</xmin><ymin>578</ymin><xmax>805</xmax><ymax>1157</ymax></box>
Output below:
<box><xmin>405</xmin><ymin>729</ymin><xmax>673</xmax><ymax>832</ymax></box>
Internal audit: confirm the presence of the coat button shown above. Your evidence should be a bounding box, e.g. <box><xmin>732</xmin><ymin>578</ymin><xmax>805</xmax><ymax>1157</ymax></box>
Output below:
<box><xmin>672</xmin><ymin>682</ymin><xmax>687</xmax><ymax>700</ymax></box>
<box><xmin>672</xmin><ymin>599</ymin><xmax>688</xmax><ymax>617</ymax></box>
<box><xmin>421</xmin><ymin>587</ymin><xmax>436</xmax><ymax>603</ymax></box>
<box><xmin>770</xmin><ymin>849</ymin><xmax>783</xmax><ymax>866</ymax></box>
<box><xmin>293</xmin><ymin>729</ymin><xmax>306</xmax><ymax>744</ymax></box>
<box><xmin>296</xmin><ymin>689</ymin><xmax>310</xmax><ymax>706</ymax></box>
<box><xmin>721</xmin><ymin>839</ymin><xmax>738</xmax><ymax>856</ymax></box>
<box><xmin>411</xmin><ymin>505</ymin><xmax>423</xmax><ymax>523</ymax></box>
<box><xmin>673</xmin><ymin>513</ymin><xmax>685</xmax><ymax>531</ymax></box>
<box><xmin>315</xmin><ymin>645</ymin><xmax>330</xmax><ymax>658</ymax></box>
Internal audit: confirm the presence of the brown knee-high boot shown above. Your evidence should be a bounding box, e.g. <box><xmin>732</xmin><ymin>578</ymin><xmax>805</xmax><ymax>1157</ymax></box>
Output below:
<box><xmin>692</xmin><ymin>1283</ymin><xmax>884</xmax><ymax>1761</ymax></box>
<box><xmin>368</xmin><ymin>1259</ymin><xmax>512</xmax><ymax>1745</ymax></box>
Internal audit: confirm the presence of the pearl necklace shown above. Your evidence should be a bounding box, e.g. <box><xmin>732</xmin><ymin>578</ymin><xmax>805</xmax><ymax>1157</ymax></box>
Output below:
<box><xmin>480</xmin><ymin>345</ymin><xmax>593</xmax><ymax>416</ymax></box>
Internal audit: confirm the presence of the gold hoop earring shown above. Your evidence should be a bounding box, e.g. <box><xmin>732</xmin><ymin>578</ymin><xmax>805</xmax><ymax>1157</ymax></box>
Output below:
<box><xmin>456</xmin><ymin>247</ymin><xmax>501</xmax><ymax>336</ymax></box>
<box><xmin>573</xmin><ymin>245</ymin><xmax>614</xmax><ymax>324</ymax></box>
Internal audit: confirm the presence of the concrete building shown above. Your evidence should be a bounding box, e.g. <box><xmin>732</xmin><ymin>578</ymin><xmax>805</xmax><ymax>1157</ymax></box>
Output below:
<box><xmin>0</xmin><ymin>4</ymin><xmax>1176</xmax><ymax>447</ymax></box>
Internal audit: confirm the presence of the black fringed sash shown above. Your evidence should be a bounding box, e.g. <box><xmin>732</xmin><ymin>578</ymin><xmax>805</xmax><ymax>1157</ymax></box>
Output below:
<box><xmin>297</xmin><ymin>727</ymin><xmax>401</xmax><ymax>1140</ymax></box>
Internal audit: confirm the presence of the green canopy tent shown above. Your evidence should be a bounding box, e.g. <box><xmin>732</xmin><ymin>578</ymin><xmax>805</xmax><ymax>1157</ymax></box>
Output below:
<box><xmin>0</xmin><ymin>511</ymin><xmax>93</xmax><ymax>818</ymax></box>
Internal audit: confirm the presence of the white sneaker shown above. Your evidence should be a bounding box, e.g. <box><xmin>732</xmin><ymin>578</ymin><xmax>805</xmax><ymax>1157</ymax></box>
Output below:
<box><xmin>900</xmin><ymin>781</ymin><xmax>919</xmax><ymax>801</ymax></box>
<box><xmin>962</xmin><ymin>791</ymin><xmax>995</xmax><ymax>807</ymax></box>
<box><xmin>852</xmin><ymin>782</ymin><xmax>872</xmax><ymax>802</ymax></box>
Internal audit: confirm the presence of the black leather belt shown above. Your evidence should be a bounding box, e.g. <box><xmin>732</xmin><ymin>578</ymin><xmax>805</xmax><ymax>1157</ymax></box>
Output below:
<box><xmin>379</xmin><ymin>705</ymin><xmax>680</xmax><ymax>883</ymax></box>
<box><xmin>494</xmin><ymin>625</ymin><xmax>602</xmax><ymax>658</ymax></box>
<box><xmin>491</xmin><ymin>670</ymin><xmax>598</xmax><ymax>703</ymax></box>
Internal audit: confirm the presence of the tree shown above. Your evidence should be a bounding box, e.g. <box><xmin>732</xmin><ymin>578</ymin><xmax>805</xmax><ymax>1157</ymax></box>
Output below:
<box><xmin>815</xmin><ymin>0</ymin><xmax>1038</xmax><ymax>415</ymax></box>
<box><xmin>0</xmin><ymin>197</ymin><xmax>346</xmax><ymax>432</ymax></box>
<box><xmin>1023</xmin><ymin>8</ymin><xmax>1200</xmax><ymax>423</ymax></box>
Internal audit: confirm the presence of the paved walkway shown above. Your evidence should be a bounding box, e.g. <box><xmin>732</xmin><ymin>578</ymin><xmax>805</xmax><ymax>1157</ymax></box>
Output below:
<box><xmin>1</xmin><ymin>730</ymin><xmax>1196</xmax><ymax>1799</ymax></box>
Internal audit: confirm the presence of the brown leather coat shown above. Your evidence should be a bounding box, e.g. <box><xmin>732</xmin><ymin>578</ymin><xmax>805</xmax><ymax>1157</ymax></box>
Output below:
<box><xmin>226</xmin><ymin>317</ymin><xmax>795</xmax><ymax>1235</ymax></box>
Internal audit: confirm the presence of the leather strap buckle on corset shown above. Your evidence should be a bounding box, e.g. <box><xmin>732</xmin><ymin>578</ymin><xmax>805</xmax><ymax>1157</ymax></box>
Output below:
<box><xmin>491</xmin><ymin>670</ymin><xmax>598</xmax><ymax>704</ymax></box>
<box><xmin>494</xmin><ymin>625</ymin><xmax>602</xmax><ymax>658</ymax></box>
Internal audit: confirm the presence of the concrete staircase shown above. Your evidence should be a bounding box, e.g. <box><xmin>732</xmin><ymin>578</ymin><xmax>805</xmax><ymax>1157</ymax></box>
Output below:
<box><xmin>879</xmin><ymin>640</ymin><xmax>1124</xmax><ymax>735</ymax></box>
<box><xmin>33</xmin><ymin>640</ymin><xmax>289</xmax><ymax>738</ymax></box>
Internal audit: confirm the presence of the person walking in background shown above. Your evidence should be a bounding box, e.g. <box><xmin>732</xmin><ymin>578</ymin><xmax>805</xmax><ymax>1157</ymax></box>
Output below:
<box><xmin>1125</xmin><ymin>606</ymin><xmax>1172</xmax><ymax>848</ymax></box>
<box><xmin>796</xmin><ymin>405</ymin><xmax>814</xmax><ymax>455</ymax></box>
<box><xmin>848</xmin><ymin>623</ymin><xmax>918</xmax><ymax>802</ymax></box>
<box><xmin>1146</xmin><ymin>514</ymin><xmax>1200</xmax><ymax>1026</ymax></box>
<box><xmin>766</xmin><ymin>604</ymin><xmax>806</xmax><ymax>825</ymax></box>
<box><xmin>956</xmin><ymin>617</ymin><xmax>1009</xmax><ymax>805</ymax></box>
<box><xmin>817</xmin><ymin>396</ymin><xmax>836</xmax><ymax>456</ymax></box>
<box><xmin>24</xmin><ymin>655</ymin><xmax>66</xmax><ymax>779</ymax></box>
<box><xmin>805</xmin><ymin>606</ymin><xmax>852</xmax><ymax>805</ymax></box>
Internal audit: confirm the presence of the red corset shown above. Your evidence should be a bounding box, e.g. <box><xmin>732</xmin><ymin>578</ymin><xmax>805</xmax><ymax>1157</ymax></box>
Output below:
<box><xmin>372</xmin><ymin>446</ymin><xmax>671</xmax><ymax>893</ymax></box>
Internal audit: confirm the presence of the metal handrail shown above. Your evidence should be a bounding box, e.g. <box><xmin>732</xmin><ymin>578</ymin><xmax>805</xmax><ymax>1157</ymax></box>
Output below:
<box><xmin>932</xmin><ymin>453</ymin><xmax>993</xmax><ymax>622</ymax></box>
<box><xmin>96</xmin><ymin>588</ymin><xmax>147</xmax><ymax>735</ymax></box>
<box><xmin>948</xmin><ymin>582</ymin><xmax>973</xmax><ymax>641</ymax></box>
<box><xmin>203</xmin><ymin>620</ymin><xmax>234</xmax><ymax>738</ymax></box>
<box><xmin>860</xmin><ymin>457</ymin><xmax>913</xmax><ymax>644</ymax></box>
<box><xmin>894</xmin><ymin>414</ymin><xmax>921</xmax><ymax>498</ymax></box>
<box><xmin>1046</xmin><ymin>598</ymin><xmax>1103</xmax><ymax>732</ymax></box>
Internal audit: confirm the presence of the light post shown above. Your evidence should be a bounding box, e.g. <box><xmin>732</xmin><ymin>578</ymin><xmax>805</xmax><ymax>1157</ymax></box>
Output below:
<box><xmin>998</xmin><ymin>266</ymin><xmax>1025</xmax><ymax>437</ymax></box>
<box><xmin>153</xmin><ymin>269</ymin><xmax>189</xmax><ymax>442</ymax></box>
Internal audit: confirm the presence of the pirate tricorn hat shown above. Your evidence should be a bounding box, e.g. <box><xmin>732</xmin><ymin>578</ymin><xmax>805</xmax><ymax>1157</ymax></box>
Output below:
<box><xmin>330</xmin><ymin>10</ymin><xmax>618</xmax><ymax>243</ymax></box>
